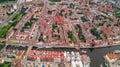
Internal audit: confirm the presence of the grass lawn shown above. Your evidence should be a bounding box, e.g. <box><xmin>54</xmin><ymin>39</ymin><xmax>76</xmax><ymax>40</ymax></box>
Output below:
<box><xmin>12</xmin><ymin>13</ymin><xmax>22</xmax><ymax>21</ymax></box>
<box><xmin>0</xmin><ymin>62</ymin><xmax>11</xmax><ymax>67</ymax></box>
<box><xmin>0</xmin><ymin>23</ymin><xmax>12</xmax><ymax>38</ymax></box>
<box><xmin>0</xmin><ymin>12</ymin><xmax>23</xmax><ymax>38</ymax></box>
<box><xmin>0</xmin><ymin>6</ymin><xmax>27</xmax><ymax>38</ymax></box>
<box><xmin>67</xmin><ymin>31</ymin><xmax>76</xmax><ymax>43</ymax></box>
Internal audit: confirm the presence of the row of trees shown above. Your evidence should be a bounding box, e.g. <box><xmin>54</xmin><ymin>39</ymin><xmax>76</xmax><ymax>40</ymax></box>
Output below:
<box><xmin>90</xmin><ymin>28</ymin><xmax>101</xmax><ymax>40</ymax></box>
<box><xmin>21</xmin><ymin>16</ymin><xmax>37</xmax><ymax>32</ymax></box>
<box><xmin>81</xmin><ymin>16</ymin><xmax>89</xmax><ymax>22</ymax></box>
<box><xmin>0</xmin><ymin>0</ymin><xmax>16</xmax><ymax>3</ymax></box>
<box><xmin>0</xmin><ymin>6</ymin><xmax>26</xmax><ymax>38</ymax></box>
<box><xmin>75</xmin><ymin>24</ymin><xmax>86</xmax><ymax>42</ymax></box>
<box><xmin>49</xmin><ymin>0</ymin><xmax>61</xmax><ymax>2</ymax></box>
<box><xmin>67</xmin><ymin>31</ymin><xmax>76</xmax><ymax>43</ymax></box>
<box><xmin>0</xmin><ymin>12</ymin><xmax>23</xmax><ymax>38</ymax></box>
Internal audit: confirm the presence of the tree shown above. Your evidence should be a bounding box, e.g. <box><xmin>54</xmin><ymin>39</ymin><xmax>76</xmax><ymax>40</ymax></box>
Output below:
<box><xmin>67</xmin><ymin>31</ymin><xmax>76</xmax><ymax>43</ymax></box>
<box><xmin>113</xmin><ymin>10</ymin><xmax>120</xmax><ymax>19</ymax></box>
<box><xmin>90</xmin><ymin>28</ymin><xmax>101</xmax><ymax>40</ymax></box>
<box><xmin>69</xmin><ymin>3</ymin><xmax>75</xmax><ymax>9</ymax></box>
<box><xmin>48</xmin><ymin>10</ymin><xmax>52</xmax><ymax>14</ymax></box>
<box><xmin>13</xmin><ymin>28</ymin><xmax>17</xmax><ymax>32</ymax></box>
<box><xmin>49</xmin><ymin>0</ymin><xmax>61</xmax><ymax>2</ymax></box>
<box><xmin>81</xmin><ymin>16</ymin><xmax>89</xmax><ymax>22</ymax></box>
<box><xmin>75</xmin><ymin>24</ymin><xmax>86</xmax><ymax>42</ymax></box>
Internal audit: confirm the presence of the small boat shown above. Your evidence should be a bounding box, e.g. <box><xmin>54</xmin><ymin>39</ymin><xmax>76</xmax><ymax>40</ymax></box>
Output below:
<box><xmin>42</xmin><ymin>64</ymin><xmax>45</xmax><ymax>67</ymax></box>
<box><xmin>100</xmin><ymin>64</ymin><xmax>103</xmax><ymax>67</ymax></box>
<box><xmin>81</xmin><ymin>50</ymin><xmax>87</xmax><ymax>53</ymax></box>
<box><xmin>114</xmin><ymin>50</ymin><xmax>120</xmax><ymax>53</ymax></box>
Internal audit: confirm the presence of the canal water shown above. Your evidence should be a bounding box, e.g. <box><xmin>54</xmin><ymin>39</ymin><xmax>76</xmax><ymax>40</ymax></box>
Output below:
<box><xmin>82</xmin><ymin>46</ymin><xmax>120</xmax><ymax>67</ymax></box>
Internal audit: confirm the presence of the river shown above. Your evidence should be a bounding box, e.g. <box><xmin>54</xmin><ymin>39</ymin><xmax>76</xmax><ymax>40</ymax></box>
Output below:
<box><xmin>81</xmin><ymin>46</ymin><xmax>120</xmax><ymax>67</ymax></box>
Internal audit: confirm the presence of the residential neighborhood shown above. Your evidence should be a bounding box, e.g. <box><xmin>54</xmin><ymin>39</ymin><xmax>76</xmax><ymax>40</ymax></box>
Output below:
<box><xmin>2</xmin><ymin>0</ymin><xmax>120</xmax><ymax>48</ymax></box>
<box><xmin>0</xmin><ymin>0</ymin><xmax>120</xmax><ymax>67</ymax></box>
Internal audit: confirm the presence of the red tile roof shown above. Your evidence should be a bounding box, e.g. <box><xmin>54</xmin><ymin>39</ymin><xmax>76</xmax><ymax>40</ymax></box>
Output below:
<box><xmin>82</xmin><ymin>9</ymin><xmax>89</xmax><ymax>16</ymax></box>
<box><xmin>110</xmin><ymin>21</ymin><xmax>115</xmax><ymax>25</ymax></box>
<box><xmin>102</xmin><ymin>24</ymin><xmax>114</xmax><ymax>35</ymax></box>
<box><xmin>28</xmin><ymin>50</ymin><xmax>65</xmax><ymax>62</ymax></box>
<box><xmin>107</xmin><ymin>8</ymin><xmax>113</xmax><ymax>12</ymax></box>
<box><xmin>55</xmin><ymin>16</ymin><xmax>64</xmax><ymax>23</ymax></box>
<box><xmin>106</xmin><ymin>53</ymin><xmax>119</xmax><ymax>60</ymax></box>
<box><xmin>98</xmin><ymin>6</ymin><xmax>105</xmax><ymax>12</ymax></box>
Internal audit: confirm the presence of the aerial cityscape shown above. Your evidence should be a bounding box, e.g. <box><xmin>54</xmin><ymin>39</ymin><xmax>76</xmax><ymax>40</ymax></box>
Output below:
<box><xmin>0</xmin><ymin>0</ymin><xmax>120</xmax><ymax>67</ymax></box>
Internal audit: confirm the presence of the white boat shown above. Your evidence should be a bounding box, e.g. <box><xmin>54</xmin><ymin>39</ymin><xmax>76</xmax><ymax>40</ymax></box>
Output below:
<box><xmin>71</xmin><ymin>51</ymin><xmax>75</xmax><ymax>56</ymax></box>
<box><xmin>64</xmin><ymin>51</ymin><xmax>67</xmax><ymax>58</ymax></box>
<box><xmin>114</xmin><ymin>50</ymin><xmax>120</xmax><ymax>53</ymax></box>
<box><xmin>71</xmin><ymin>61</ymin><xmax>76</xmax><ymax>67</ymax></box>
<box><xmin>100</xmin><ymin>64</ymin><xmax>103</xmax><ymax>67</ymax></box>
<box><xmin>75</xmin><ymin>52</ymin><xmax>80</xmax><ymax>57</ymax></box>
<box><xmin>78</xmin><ymin>61</ymin><xmax>83</xmax><ymax>67</ymax></box>
<box><xmin>81</xmin><ymin>50</ymin><xmax>87</xmax><ymax>53</ymax></box>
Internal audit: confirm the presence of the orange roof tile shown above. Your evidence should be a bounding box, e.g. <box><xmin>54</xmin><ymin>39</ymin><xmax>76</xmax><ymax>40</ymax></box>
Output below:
<box><xmin>107</xmin><ymin>8</ymin><xmax>113</xmax><ymax>12</ymax></box>
<box><xmin>98</xmin><ymin>6</ymin><xmax>105</xmax><ymax>12</ymax></box>
<box><xmin>102</xmin><ymin>24</ymin><xmax>114</xmax><ymax>35</ymax></box>
<box><xmin>106</xmin><ymin>53</ymin><xmax>119</xmax><ymax>60</ymax></box>
<box><xmin>55</xmin><ymin>16</ymin><xmax>64</xmax><ymax>23</ymax></box>
<box><xmin>0</xmin><ymin>59</ymin><xmax>2</xmax><ymax>62</ymax></box>
<box><xmin>82</xmin><ymin>10</ymin><xmax>89</xmax><ymax>16</ymax></box>
<box><xmin>110</xmin><ymin>21</ymin><xmax>115</xmax><ymax>25</ymax></box>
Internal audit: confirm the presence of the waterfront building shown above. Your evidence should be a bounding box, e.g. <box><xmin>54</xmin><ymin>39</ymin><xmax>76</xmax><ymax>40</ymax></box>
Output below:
<box><xmin>104</xmin><ymin>53</ymin><xmax>119</xmax><ymax>67</ymax></box>
<box><xmin>81</xmin><ymin>55</ymin><xmax>91</xmax><ymax>67</ymax></box>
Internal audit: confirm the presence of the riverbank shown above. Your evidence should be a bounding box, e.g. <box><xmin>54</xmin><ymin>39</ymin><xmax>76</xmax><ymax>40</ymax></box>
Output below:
<box><xmin>91</xmin><ymin>42</ymin><xmax>120</xmax><ymax>49</ymax></box>
<box><xmin>33</xmin><ymin>41</ymin><xmax>120</xmax><ymax>49</ymax></box>
<box><xmin>33</xmin><ymin>42</ymin><xmax>120</xmax><ymax>49</ymax></box>
<box><xmin>31</xmin><ymin>44</ymin><xmax>120</xmax><ymax>67</ymax></box>
<box><xmin>1</xmin><ymin>44</ymin><xmax>120</xmax><ymax>67</ymax></box>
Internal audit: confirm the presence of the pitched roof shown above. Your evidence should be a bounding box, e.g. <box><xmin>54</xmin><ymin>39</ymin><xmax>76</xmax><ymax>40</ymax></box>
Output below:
<box><xmin>106</xmin><ymin>53</ymin><xmax>119</xmax><ymax>60</ymax></box>
<box><xmin>102</xmin><ymin>24</ymin><xmax>114</xmax><ymax>35</ymax></box>
<box><xmin>55</xmin><ymin>16</ymin><xmax>64</xmax><ymax>23</ymax></box>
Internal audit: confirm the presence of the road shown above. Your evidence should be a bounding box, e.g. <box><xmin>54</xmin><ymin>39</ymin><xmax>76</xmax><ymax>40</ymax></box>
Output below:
<box><xmin>21</xmin><ymin>46</ymin><xmax>32</xmax><ymax>67</ymax></box>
